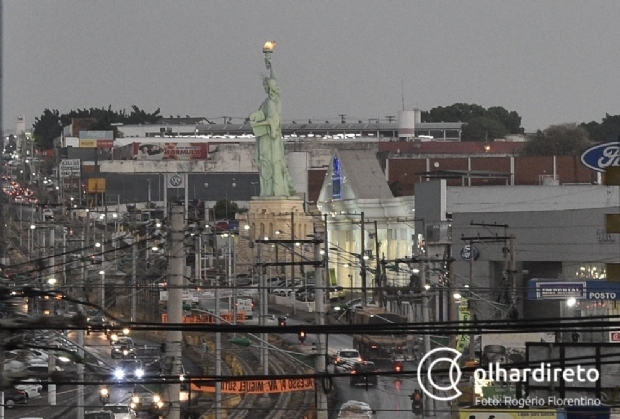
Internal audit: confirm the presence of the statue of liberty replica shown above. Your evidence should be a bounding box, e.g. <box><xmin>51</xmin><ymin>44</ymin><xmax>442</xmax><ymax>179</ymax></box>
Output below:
<box><xmin>249</xmin><ymin>41</ymin><xmax>297</xmax><ymax>198</ymax></box>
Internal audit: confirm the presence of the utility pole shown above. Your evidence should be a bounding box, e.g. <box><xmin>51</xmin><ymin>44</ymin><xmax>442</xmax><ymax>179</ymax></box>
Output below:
<box><xmin>131</xmin><ymin>241</ymin><xmax>137</xmax><ymax>322</ymax></box>
<box><xmin>314</xmin><ymin>239</ymin><xmax>328</xmax><ymax>419</ymax></box>
<box><xmin>360</xmin><ymin>212</ymin><xmax>367</xmax><ymax>307</ymax></box>
<box><xmin>420</xmin><ymin>258</ymin><xmax>435</xmax><ymax>416</ymax></box>
<box><xmin>166</xmin><ymin>203</ymin><xmax>184</xmax><ymax>419</ymax></box>
<box><xmin>374</xmin><ymin>220</ymin><xmax>381</xmax><ymax>305</ymax></box>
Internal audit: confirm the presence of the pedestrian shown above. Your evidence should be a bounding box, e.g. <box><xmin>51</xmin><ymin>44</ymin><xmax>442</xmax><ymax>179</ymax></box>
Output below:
<box><xmin>200</xmin><ymin>339</ymin><xmax>207</xmax><ymax>361</ymax></box>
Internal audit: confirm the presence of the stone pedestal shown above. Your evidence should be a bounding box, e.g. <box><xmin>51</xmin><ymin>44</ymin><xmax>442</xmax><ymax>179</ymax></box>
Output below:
<box><xmin>235</xmin><ymin>197</ymin><xmax>318</xmax><ymax>279</ymax></box>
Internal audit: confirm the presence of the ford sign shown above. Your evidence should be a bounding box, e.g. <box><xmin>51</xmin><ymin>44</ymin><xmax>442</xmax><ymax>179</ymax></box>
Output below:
<box><xmin>581</xmin><ymin>141</ymin><xmax>620</xmax><ymax>173</ymax></box>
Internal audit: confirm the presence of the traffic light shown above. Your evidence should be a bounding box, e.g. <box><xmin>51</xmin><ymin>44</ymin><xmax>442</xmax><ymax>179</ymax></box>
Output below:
<box><xmin>410</xmin><ymin>389</ymin><xmax>423</xmax><ymax>415</ymax></box>
<box><xmin>298</xmin><ymin>330</ymin><xmax>306</xmax><ymax>343</ymax></box>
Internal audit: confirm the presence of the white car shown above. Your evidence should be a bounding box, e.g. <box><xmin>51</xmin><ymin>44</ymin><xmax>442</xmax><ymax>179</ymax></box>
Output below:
<box><xmin>14</xmin><ymin>379</ymin><xmax>42</xmax><ymax>399</ymax></box>
<box><xmin>338</xmin><ymin>400</ymin><xmax>375</xmax><ymax>418</ymax></box>
<box><xmin>334</xmin><ymin>349</ymin><xmax>362</xmax><ymax>372</ymax></box>
<box><xmin>105</xmin><ymin>404</ymin><xmax>137</xmax><ymax>419</ymax></box>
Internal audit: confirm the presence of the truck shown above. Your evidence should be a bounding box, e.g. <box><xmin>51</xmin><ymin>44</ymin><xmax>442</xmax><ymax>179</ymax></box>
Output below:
<box><xmin>479</xmin><ymin>332</ymin><xmax>555</xmax><ymax>367</ymax></box>
<box><xmin>351</xmin><ymin>307</ymin><xmax>412</xmax><ymax>362</ymax></box>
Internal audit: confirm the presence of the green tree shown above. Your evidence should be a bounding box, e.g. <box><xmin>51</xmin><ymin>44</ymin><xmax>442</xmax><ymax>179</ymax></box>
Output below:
<box><xmin>461</xmin><ymin>116</ymin><xmax>508</xmax><ymax>141</ymax></box>
<box><xmin>422</xmin><ymin>103</ymin><xmax>524</xmax><ymax>137</ymax></box>
<box><xmin>32</xmin><ymin>109</ymin><xmax>63</xmax><ymax>149</ymax></box>
<box><xmin>521</xmin><ymin>123</ymin><xmax>592</xmax><ymax>156</ymax></box>
<box><xmin>213</xmin><ymin>199</ymin><xmax>239</xmax><ymax>220</ymax></box>
<box><xmin>32</xmin><ymin>105</ymin><xmax>162</xmax><ymax>149</ymax></box>
<box><xmin>581</xmin><ymin>113</ymin><xmax>620</xmax><ymax>143</ymax></box>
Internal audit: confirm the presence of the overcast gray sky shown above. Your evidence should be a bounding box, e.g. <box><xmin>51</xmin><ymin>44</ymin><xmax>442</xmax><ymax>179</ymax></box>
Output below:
<box><xmin>4</xmin><ymin>1</ymin><xmax>619</xmax><ymax>134</ymax></box>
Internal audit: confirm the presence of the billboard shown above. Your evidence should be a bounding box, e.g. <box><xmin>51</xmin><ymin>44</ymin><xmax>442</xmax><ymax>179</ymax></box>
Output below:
<box><xmin>59</xmin><ymin>159</ymin><xmax>80</xmax><ymax>178</ymax></box>
<box><xmin>133</xmin><ymin>142</ymin><xmax>208</xmax><ymax>160</ymax></box>
<box><xmin>79</xmin><ymin>130</ymin><xmax>114</xmax><ymax>149</ymax></box>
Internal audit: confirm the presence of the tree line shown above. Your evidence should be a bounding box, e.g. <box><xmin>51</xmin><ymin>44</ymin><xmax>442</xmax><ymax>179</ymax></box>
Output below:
<box><xmin>30</xmin><ymin>104</ymin><xmax>620</xmax><ymax>156</ymax></box>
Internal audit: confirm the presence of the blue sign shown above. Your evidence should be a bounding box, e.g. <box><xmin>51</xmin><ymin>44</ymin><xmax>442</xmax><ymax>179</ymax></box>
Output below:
<box><xmin>528</xmin><ymin>279</ymin><xmax>620</xmax><ymax>300</ymax></box>
<box><xmin>332</xmin><ymin>156</ymin><xmax>342</xmax><ymax>200</ymax></box>
<box><xmin>460</xmin><ymin>245</ymin><xmax>479</xmax><ymax>261</ymax></box>
<box><xmin>581</xmin><ymin>141</ymin><xmax>620</xmax><ymax>173</ymax></box>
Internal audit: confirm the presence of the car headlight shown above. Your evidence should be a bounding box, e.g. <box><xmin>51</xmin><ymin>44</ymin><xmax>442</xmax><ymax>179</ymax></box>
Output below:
<box><xmin>156</xmin><ymin>401</ymin><xmax>164</xmax><ymax>409</ymax></box>
<box><xmin>136</xmin><ymin>369</ymin><xmax>144</xmax><ymax>378</ymax></box>
<box><xmin>114</xmin><ymin>368</ymin><xmax>125</xmax><ymax>379</ymax></box>
<box><xmin>153</xmin><ymin>394</ymin><xmax>161</xmax><ymax>403</ymax></box>
<box><xmin>132</xmin><ymin>395</ymin><xmax>140</xmax><ymax>404</ymax></box>
<box><xmin>99</xmin><ymin>388</ymin><xmax>109</xmax><ymax>396</ymax></box>
<box><xmin>130</xmin><ymin>402</ymin><xmax>136</xmax><ymax>409</ymax></box>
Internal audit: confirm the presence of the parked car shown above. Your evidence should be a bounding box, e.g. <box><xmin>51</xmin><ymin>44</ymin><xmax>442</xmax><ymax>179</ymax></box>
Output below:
<box><xmin>273</xmin><ymin>280</ymin><xmax>302</xmax><ymax>296</ymax></box>
<box><xmin>295</xmin><ymin>285</ymin><xmax>316</xmax><ymax>299</ymax></box>
<box><xmin>14</xmin><ymin>378</ymin><xmax>42</xmax><ymax>399</ymax></box>
<box><xmin>349</xmin><ymin>361</ymin><xmax>378</xmax><ymax>387</ymax></box>
<box><xmin>4</xmin><ymin>387</ymin><xmax>28</xmax><ymax>407</ymax></box>
<box><xmin>328</xmin><ymin>286</ymin><xmax>346</xmax><ymax>301</ymax></box>
<box><xmin>296</xmin><ymin>291</ymin><xmax>315</xmax><ymax>302</ymax></box>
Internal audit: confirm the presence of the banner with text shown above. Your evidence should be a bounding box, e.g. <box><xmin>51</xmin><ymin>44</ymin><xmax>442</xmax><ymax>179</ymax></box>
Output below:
<box><xmin>133</xmin><ymin>142</ymin><xmax>208</xmax><ymax>160</ymax></box>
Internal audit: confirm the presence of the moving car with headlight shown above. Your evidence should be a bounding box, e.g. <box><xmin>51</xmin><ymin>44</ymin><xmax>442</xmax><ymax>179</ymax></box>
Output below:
<box><xmin>110</xmin><ymin>337</ymin><xmax>135</xmax><ymax>359</ymax></box>
<box><xmin>113</xmin><ymin>359</ymin><xmax>144</xmax><ymax>382</ymax></box>
<box><xmin>111</xmin><ymin>344</ymin><xmax>136</xmax><ymax>359</ymax></box>
<box><xmin>334</xmin><ymin>348</ymin><xmax>362</xmax><ymax>372</ymax></box>
<box><xmin>130</xmin><ymin>390</ymin><xmax>164</xmax><ymax>414</ymax></box>
<box><xmin>105</xmin><ymin>404</ymin><xmax>137</xmax><ymax>419</ymax></box>
<box><xmin>349</xmin><ymin>361</ymin><xmax>378</xmax><ymax>387</ymax></box>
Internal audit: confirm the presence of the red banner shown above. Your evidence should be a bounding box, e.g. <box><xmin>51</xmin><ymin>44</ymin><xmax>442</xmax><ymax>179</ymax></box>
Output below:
<box><xmin>133</xmin><ymin>142</ymin><xmax>208</xmax><ymax>161</ymax></box>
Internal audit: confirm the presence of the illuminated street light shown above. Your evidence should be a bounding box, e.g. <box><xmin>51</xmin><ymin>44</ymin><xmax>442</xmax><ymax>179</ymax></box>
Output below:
<box><xmin>47</xmin><ymin>278</ymin><xmax>57</xmax><ymax>285</ymax></box>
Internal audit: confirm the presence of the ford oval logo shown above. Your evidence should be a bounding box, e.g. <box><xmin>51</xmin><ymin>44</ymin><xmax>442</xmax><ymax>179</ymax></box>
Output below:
<box><xmin>581</xmin><ymin>141</ymin><xmax>620</xmax><ymax>173</ymax></box>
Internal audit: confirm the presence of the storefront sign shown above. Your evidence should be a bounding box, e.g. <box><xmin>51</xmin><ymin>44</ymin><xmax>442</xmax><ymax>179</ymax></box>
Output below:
<box><xmin>528</xmin><ymin>280</ymin><xmax>620</xmax><ymax>300</ymax></box>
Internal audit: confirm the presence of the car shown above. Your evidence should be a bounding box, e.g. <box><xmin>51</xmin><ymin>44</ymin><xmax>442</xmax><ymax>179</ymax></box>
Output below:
<box><xmin>297</xmin><ymin>291</ymin><xmax>315</xmax><ymax>302</ymax></box>
<box><xmin>3</xmin><ymin>387</ymin><xmax>28</xmax><ymax>408</ymax></box>
<box><xmin>113</xmin><ymin>359</ymin><xmax>144</xmax><ymax>381</ymax></box>
<box><xmin>13</xmin><ymin>195</ymin><xmax>24</xmax><ymax>204</ymax></box>
<box><xmin>111</xmin><ymin>345</ymin><xmax>136</xmax><ymax>359</ymax></box>
<box><xmin>84</xmin><ymin>410</ymin><xmax>116</xmax><ymax>419</ymax></box>
<box><xmin>14</xmin><ymin>378</ymin><xmax>43</xmax><ymax>399</ymax></box>
<box><xmin>110</xmin><ymin>336</ymin><xmax>134</xmax><ymax>346</ymax></box>
<box><xmin>104</xmin><ymin>404</ymin><xmax>137</xmax><ymax>419</ymax></box>
<box><xmin>273</xmin><ymin>280</ymin><xmax>303</xmax><ymax>296</ymax></box>
<box><xmin>295</xmin><ymin>285</ymin><xmax>316</xmax><ymax>299</ymax></box>
<box><xmin>334</xmin><ymin>349</ymin><xmax>362</xmax><ymax>372</ymax></box>
<box><xmin>328</xmin><ymin>286</ymin><xmax>346</xmax><ymax>301</ymax></box>
<box><xmin>349</xmin><ymin>361</ymin><xmax>378</xmax><ymax>387</ymax></box>
<box><xmin>338</xmin><ymin>400</ymin><xmax>375</xmax><ymax>418</ymax></box>
<box><xmin>130</xmin><ymin>391</ymin><xmax>164</xmax><ymax>414</ymax></box>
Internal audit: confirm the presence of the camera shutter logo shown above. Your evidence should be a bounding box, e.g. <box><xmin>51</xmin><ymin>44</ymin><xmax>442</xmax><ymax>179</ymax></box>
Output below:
<box><xmin>417</xmin><ymin>347</ymin><xmax>463</xmax><ymax>401</ymax></box>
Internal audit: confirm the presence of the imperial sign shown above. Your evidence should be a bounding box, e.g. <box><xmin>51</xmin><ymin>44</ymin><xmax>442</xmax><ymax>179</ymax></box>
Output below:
<box><xmin>581</xmin><ymin>141</ymin><xmax>620</xmax><ymax>173</ymax></box>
